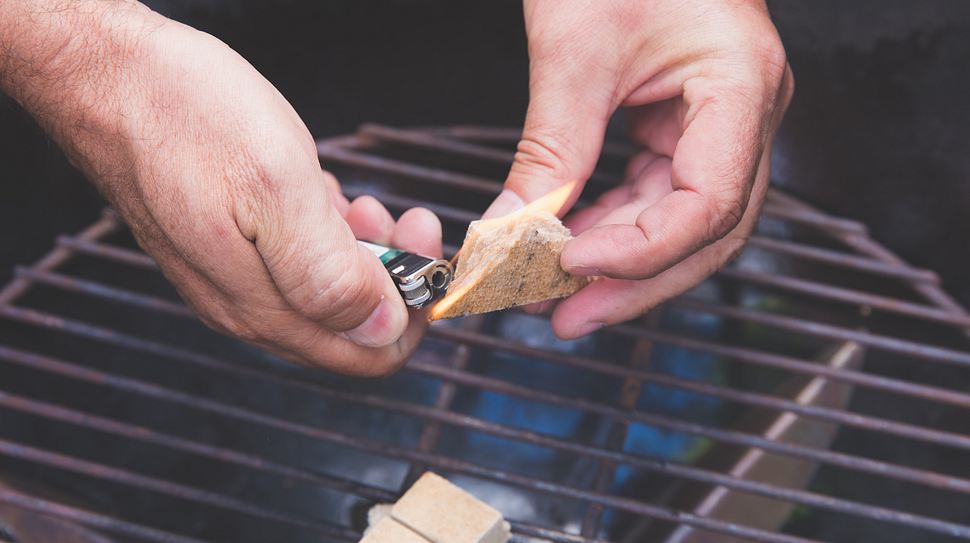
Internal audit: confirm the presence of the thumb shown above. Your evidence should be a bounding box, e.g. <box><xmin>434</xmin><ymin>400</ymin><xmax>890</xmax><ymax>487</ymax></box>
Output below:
<box><xmin>249</xmin><ymin>165</ymin><xmax>408</xmax><ymax>349</ymax></box>
<box><xmin>483</xmin><ymin>56</ymin><xmax>614</xmax><ymax>218</ymax></box>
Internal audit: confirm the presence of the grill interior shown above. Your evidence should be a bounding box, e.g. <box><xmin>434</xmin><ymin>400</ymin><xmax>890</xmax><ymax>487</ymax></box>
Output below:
<box><xmin>1</xmin><ymin>125</ymin><xmax>969</xmax><ymax>543</ymax></box>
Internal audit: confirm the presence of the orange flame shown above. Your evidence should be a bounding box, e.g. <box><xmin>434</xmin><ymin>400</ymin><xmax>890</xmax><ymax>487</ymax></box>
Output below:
<box><xmin>518</xmin><ymin>181</ymin><xmax>576</xmax><ymax>217</ymax></box>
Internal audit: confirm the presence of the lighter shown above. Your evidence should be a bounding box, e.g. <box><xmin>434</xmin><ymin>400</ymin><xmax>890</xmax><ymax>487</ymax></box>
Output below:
<box><xmin>358</xmin><ymin>241</ymin><xmax>453</xmax><ymax>309</ymax></box>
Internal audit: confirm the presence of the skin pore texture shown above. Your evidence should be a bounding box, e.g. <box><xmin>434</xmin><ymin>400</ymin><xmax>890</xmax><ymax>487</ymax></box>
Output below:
<box><xmin>0</xmin><ymin>0</ymin><xmax>791</xmax><ymax>374</ymax></box>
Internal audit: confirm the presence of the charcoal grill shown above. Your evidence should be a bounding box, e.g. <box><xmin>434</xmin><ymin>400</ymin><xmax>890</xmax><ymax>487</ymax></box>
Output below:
<box><xmin>1</xmin><ymin>124</ymin><xmax>969</xmax><ymax>543</ymax></box>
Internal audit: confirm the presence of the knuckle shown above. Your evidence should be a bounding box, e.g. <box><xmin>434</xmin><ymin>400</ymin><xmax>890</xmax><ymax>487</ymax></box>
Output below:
<box><xmin>513</xmin><ymin>131</ymin><xmax>575</xmax><ymax>183</ymax></box>
<box><xmin>293</xmin><ymin>258</ymin><xmax>373</xmax><ymax>327</ymax></box>
<box><xmin>704</xmin><ymin>192</ymin><xmax>746</xmax><ymax>242</ymax></box>
<box><xmin>756</xmin><ymin>37</ymin><xmax>788</xmax><ymax>85</ymax></box>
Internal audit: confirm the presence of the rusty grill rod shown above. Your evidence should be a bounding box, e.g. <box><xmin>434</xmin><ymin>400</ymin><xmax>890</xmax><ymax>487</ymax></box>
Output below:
<box><xmin>409</xmin><ymin>360</ymin><xmax>970</xmax><ymax>497</ymax></box>
<box><xmin>609</xmin><ymin>322</ymin><xmax>970</xmax><ymax>408</ymax></box>
<box><xmin>3</xmin><ymin>183</ymin><xmax>964</xmax><ymax>540</ymax></box>
<box><xmin>0</xmin><ymin>344</ymin><xmax>820</xmax><ymax>543</ymax></box>
<box><xmin>0</xmin><ymin>438</ymin><xmax>360</xmax><ymax>541</ymax></box>
<box><xmin>17</xmin><ymin>265</ymin><xmax>970</xmax><ymax>417</ymax></box>
<box><xmin>762</xmin><ymin>188</ymin><xmax>970</xmax><ymax>319</ymax></box>
<box><xmin>419</xmin><ymin>125</ymin><xmax>640</xmax><ymax>160</ymax></box>
<box><xmin>0</xmin><ymin>391</ymin><xmax>396</xmax><ymax>503</ymax></box>
<box><xmin>14</xmin><ymin>263</ymin><xmax>970</xmax><ymax>454</ymax></box>
<box><xmin>4</xmin><ymin>303</ymin><xmax>970</xmax><ymax>536</ymax></box>
<box><xmin>670</xmin><ymin>298</ymin><xmax>970</xmax><ymax>368</ymax></box>
<box><xmin>355</xmin><ymin>123</ymin><xmax>620</xmax><ymax>188</ymax></box>
<box><xmin>408</xmin><ymin>125</ymin><xmax>872</xmax><ymax>237</ymax></box>
<box><xmin>744</xmin><ymin>235</ymin><xmax>939</xmax><ymax>284</ymax></box>
<box><xmin>57</xmin><ymin>236</ymin><xmax>970</xmax><ymax>373</ymax></box>
<box><xmin>326</xmin><ymin>125</ymin><xmax>869</xmax><ymax>236</ymax></box>
<box><xmin>0</xmin><ymin>212</ymin><xmax>117</xmax><ymax>305</ymax></box>
<box><xmin>583</xmin><ymin>314</ymin><xmax>658</xmax><ymax>537</ymax></box>
<box><xmin>428</xmin><ymin>324</ymin><xmax>970</xmax><ymax>449</ymax></box>
<box><xmin>0</xmin><ymin>487</ymin><xmax>210</xmax><ymax>543</ymax></box>
<box><xmin>720</xmin><ymin>268</ymin><xmax>970</xmax><ymax>329</ymax></box>
<box><xmin>11</xmin><ymin>268</ymin><xmax>970</xmax><ymax>460</ymax></box>
<box><xmin>0</xmin><ymin>393</ymin><xmax>608</xmax><ymax>543</ymax></box>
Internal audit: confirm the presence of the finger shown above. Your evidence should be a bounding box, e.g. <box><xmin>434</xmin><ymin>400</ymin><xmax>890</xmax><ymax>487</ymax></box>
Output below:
<box><xmin>563</xmin><ymin>186</ymin><xmax>632</xmax><ymax>235</ymax></box>
<box><xmin>483</xmin><ymin>45</ymin><xmax>615</xmax><ymax>218</ymax></box>
<box><xmin>626</xmin><ymin>100</ymin><xmax>683</xmax><ymax>157</ymax></box>
<box><xmin>562</xmin><ymin>82</ymin><xmax>768</xmax><ymax>280</ymax></box>
<box><xmin>522</xmin><ymin>299</ymin><xmax>558</xmax><ymax>315</ymax></box>
<box><xmin>345</xmin><ymin>195</ymin><xmax>396</xmax><ymax>246</ymax></box>
<box><xmin>564</xmin><ymin>149</ymin><xmax>671</xmax><ymax>236</ymax></box>
<box><xmin>391</xmin><ymin>207</ymin><xmax>443</xmax><ymax>258</ymax></box>
<box><xmin>244</xmin><ymin>160</ymin><xmax>408</xmax><ymax>348</ymax></box>
<box><xmin>391</xmin><ymin>208</ymin><xmax>443</xmax><ymax>341</ymax></box>
<box><xmin>552</xmin><ymin>234</ymin><xmax>745</xmax><ymax>339</ymax></box>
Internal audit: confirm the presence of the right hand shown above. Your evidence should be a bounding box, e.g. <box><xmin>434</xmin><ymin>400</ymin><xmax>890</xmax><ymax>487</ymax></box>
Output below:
<box><xmin>1</xmin><ymin>5</ymin><xmax>439</xmax><ymax>375</ymax></box>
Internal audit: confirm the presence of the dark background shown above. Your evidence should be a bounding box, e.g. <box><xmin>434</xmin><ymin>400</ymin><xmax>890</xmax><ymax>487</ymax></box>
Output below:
<box><xmin>1</xmin><ymin>0</ymin><xmax>968</xmax><ymax>304</ymax></box>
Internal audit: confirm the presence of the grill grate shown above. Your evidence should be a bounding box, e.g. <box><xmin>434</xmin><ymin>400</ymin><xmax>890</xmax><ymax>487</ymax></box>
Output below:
<box><xmin>0</xmin><ymin>125</ymin><xmax>969</xmax><ymax>542</ymax></box>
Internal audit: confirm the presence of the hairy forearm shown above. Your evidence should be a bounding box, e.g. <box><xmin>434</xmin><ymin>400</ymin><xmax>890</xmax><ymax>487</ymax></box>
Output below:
<box><xmin>0</xmin><ymin>1</ymin><xmax>160</xmax><ymax>176</ymax></box>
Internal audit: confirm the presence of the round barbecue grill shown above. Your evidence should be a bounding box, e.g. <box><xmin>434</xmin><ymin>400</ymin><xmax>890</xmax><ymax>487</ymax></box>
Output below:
<box><xmin>1</xmin><ymin>124</ymin><xmax>969</xmax><ymax>543</ymax></box>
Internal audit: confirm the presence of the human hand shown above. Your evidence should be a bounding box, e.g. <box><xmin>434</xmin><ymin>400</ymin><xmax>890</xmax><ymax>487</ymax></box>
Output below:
<box><xmin>0</xmin><ymin>3</ymin><xmax>439</xmax><ymax>375</ymax></box>
<box><xmin>485</xmin><ymin>0</ymin><xmax>794</xmax><ymax>338</ymax></box>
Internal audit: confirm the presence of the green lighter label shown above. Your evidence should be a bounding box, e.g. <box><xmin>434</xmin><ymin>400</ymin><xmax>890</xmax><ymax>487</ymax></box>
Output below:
<box><xmin>358</xmin><ymin>240</ymin><xmax>404</xmax><ymax>265</ymax></box>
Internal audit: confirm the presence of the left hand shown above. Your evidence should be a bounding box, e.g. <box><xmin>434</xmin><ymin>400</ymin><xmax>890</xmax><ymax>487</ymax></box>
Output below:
<box><xmin>485</xmin><ymin>0</ymin><xmax>794</xmax><ymax>338</ymax></box>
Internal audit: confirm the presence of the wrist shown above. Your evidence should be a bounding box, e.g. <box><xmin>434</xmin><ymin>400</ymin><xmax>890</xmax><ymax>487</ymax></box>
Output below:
<box><xmin>0</xmin><ymin>1</ymin><xmax>166</xmax><ymax>174</ymax></box>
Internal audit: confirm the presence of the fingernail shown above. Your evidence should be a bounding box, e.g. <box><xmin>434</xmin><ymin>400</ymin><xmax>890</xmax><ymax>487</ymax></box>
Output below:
<box><xmin>575</xmin><ymin>321</ymin><xmax>606</xmax><ymax>337</ymax></box>
<box><xmin>343</xmin><ymin>298</ymin><xmax>402</xmax><ymax>348</ymax></box>
<box><xmin>483</xmin><ymin>189</ymin><xmax>525</xmax><ymax>219</ymax></box>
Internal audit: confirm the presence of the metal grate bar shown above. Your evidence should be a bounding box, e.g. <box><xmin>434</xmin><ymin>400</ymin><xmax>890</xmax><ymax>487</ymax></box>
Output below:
<box><xmin>582</xmin><ymin>313</ymin><xmax>660</xmax><ymax>537</ymax></box>
<box><xmin>16</xmin><ymin>266</ymin><xmax>193</xmax><ymax>318</ymax></box>
<box><xmin>2</xmin><ymin>337</ymin><xmax>969</xmax><ymax>539</ymax></box>
<box><xmin>0</xmin><ymin>396</ymin><xmax>605</xmax><ymax>543</ymax></box>
<box><xmin>409</xmin><ymin>360</ymin><xmax>970</xmax><ymax>497</ymax></box>
<box><xmin>57</xmin><ymin>236</ymin><xmax>970</xmax><ymax>371</ymax></box>
<box><xmin>319</xmin><ymin>138</ymin><xmax>501</xmax><ymax>196</ymax></box>
<box><xmin>0</xmin><ymin>391</ymin><xmax>396</xmax><ymax>503</ymax></box>
<box><xmin>0</xmin><ymin>306</ymin><xmax>970</xmax><ymax>534</ymax></box>
<box><xmin>15</xmin><ymin>272</ymin><xmax>970</xmax><ymax>450</ymax></box>
<box><xmin>343</xmin><ymin>124</ymin><xmax>869</xmax><ymax>236</ymax></box>
<box><xmin>0</xmin><ymin>487</ymin><xmax>211</xmax><ymax>543</ymax></box>
<box><xmin>0</xmin><ymin>438</ymin><xmax>360</xmax><ymax>540</ymax></box>
<box><xmin>2</xmin><ymin>237</ymin><xmax>969</xmax><ymax>539</ymax></box>
<box><xmin>608</xmin><ymin>323</ymin><xmax>970</xmax><ymax>408</ymax></box>
<box><xmin>720</xmin><ymin>268</ymin><xmax>970</xmax><ymax>329</ymax></box>
<box><xmin>671</xmin><ymin>298</ymin><xmax>970</xmax><ymax>368</ymax></box>
<box><xmin>745</xmin><ymin>235</ymin><xmax>939</xmax><ymax>284</ymax></box>
<box><xmin>402</xmin><ymin>314</ymin><xmax>485</xmax><ymax>489</ymax></box>
<box><xmin>763</xmin><ymin>189</ymin><xmax>970</xmax><ymax>318</ymax></box>
<box><xmin>56</xmin><ymin>235</ymin><xmax>158</xmax><ymax>269</ymax></box>
<box><xmin>0</xmin><ymin>343</ymin><xmax>821</xmax><ymax>543</ymax></box>
<box><xmin>6</xmin><ymin>125</ymin><xmax>970</xmax><ymax>542</ymax></box>
<box><xmin>0</xmin><ymin>212</ymin><xmax>117</xmax><ymax>305</ymax></box>
<box><xmin>355</xmin><ymin>123</ymin><xmax>619</xmax><ymax>188</ymax></box>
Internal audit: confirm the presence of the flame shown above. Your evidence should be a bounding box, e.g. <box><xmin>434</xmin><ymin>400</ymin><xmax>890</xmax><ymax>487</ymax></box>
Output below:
<box><xmin>428</xmin><ymin>271</ymin><xmax>479</xmax><ymax>320</ymax></box>
<box><xmin>428</xmin><ymin>182</ymin><xmax>579</xmax><ymax>321</ymax></box>
<box><xmin>518</xmin><ymin>181</ymin><xmax>577</xmax><ymax>217</ymax></box>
